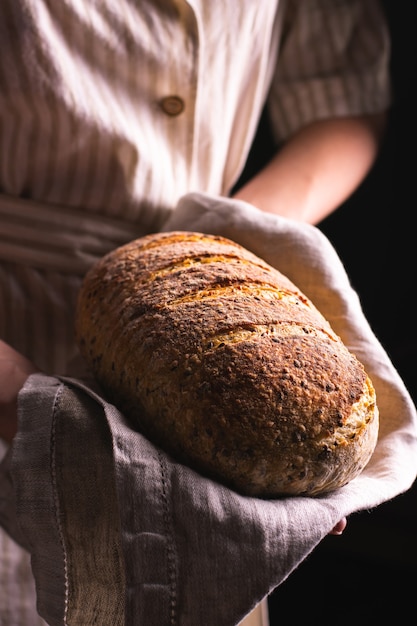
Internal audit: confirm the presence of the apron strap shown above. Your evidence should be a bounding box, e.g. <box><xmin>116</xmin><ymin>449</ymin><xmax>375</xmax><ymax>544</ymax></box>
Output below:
<box><xmin>0</xmin><ymin>194</ymin><xmax>144</xmax><ymax>274</ymax></box>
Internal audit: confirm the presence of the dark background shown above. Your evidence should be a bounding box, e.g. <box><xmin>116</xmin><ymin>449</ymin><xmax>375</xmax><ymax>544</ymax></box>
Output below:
<box><xmin>236</xmin><ymin>2</ymin><xmax>416</xmax><ymax>623</ymax></box>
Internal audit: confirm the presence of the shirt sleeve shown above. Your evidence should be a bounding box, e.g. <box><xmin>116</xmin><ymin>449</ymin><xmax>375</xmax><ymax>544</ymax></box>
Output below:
<box><xmin>267</xmin><ymin>0</ymin><xmax>392</xmax><ymax>143</ymax></box>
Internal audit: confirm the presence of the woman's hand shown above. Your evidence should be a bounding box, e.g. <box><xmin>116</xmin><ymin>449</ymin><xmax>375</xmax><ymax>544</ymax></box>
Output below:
<box><xmin>0</xmin><ymin>340</ymin><xmax>39</xmax><ymax>443</ymax></box>
<box><xmin>329</xmin><ymin>517</ymin><xmax>347</xmax><ymax>536</ymax></box>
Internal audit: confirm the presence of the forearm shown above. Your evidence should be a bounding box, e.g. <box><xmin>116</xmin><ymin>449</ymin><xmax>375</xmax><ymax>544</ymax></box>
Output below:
<box><xmin>0</xmin><ymin>341</ymin><xmax>39</xmax><ymax>443</ymax></box>
<box><xmin>233</xmin><ymin>113</ymin><xmax>387</xmax><ymax>225</ymax></box>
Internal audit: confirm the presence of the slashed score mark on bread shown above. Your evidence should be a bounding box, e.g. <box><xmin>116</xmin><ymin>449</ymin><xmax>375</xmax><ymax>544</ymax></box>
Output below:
<box><xmin>75</xmin><ymin>231</ymin><xmax>379</xmax><ymax>497</ymax></box>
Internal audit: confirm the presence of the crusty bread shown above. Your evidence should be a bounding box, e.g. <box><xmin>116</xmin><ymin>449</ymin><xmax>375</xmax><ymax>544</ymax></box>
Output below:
<box><xmin>75</xmin><ymin>231</ymin><xmax>379</xmax><ymax>497</ymax></box>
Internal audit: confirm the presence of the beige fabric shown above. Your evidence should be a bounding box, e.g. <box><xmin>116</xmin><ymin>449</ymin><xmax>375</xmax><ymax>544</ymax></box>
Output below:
<box><xmin>0</xmin><ymin>1</ymin><xmax>390</xmax><ymax>226</ymax></box>
<box><xmin>239</xmin><ymin>602</ymin><xmax>269</xmax><ymax>626</ymax></box>
<box><xmin>0</xmin><ymin>193</ymin><xmax>145</xmax><ymax>275</ymax></box>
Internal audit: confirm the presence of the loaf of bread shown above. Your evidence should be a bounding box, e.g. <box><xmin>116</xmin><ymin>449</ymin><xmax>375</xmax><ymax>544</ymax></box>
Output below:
<box><xmin>75</xmin><ymin>231</ymin><xmax>379</xmax><ymax>497</ymax></box>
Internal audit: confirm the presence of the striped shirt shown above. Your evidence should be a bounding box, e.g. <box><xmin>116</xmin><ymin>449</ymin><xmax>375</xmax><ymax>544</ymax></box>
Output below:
<box><xmin>0</xmin><ymin>1</ymin><xmax>391</xmax><ymax>623</ymax></box>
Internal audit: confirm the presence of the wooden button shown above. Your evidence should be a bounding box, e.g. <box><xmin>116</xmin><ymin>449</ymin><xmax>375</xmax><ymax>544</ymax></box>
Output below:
<box><xmin>159</xmin><ymin>95</ymin><xmax>185</xmax><ymax>116</ymax></box>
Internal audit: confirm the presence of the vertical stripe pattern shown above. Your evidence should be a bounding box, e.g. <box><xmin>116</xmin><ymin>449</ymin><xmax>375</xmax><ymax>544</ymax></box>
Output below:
<box><xmin>0</xmin><ymin>0</ymin><xmax>281</xmax><ymax>229</ymax></box>
<box><xmin>268</xmin><ymin>0</ymin><xmax>391</xmax><ymax>141</ymax></box>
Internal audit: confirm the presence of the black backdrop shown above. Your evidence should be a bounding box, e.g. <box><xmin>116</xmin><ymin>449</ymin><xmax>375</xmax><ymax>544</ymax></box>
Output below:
<box><xmin>235</xmin><ymin>2</ymin><xmax>417</xmax><ymax>622</ymax></box>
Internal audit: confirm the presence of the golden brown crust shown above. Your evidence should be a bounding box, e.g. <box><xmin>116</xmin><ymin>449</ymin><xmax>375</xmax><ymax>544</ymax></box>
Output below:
<box><xmin>75</xmin><ymin>231</ymin><xmax>379</xmax><ymax>497</ymax></box>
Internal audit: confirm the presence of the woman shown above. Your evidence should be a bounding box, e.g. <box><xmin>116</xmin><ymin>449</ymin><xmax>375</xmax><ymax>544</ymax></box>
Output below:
<box><xmin>0</xmin><ymin>1</ymin><xmax>392</xmax><ymax>623</ymax></box>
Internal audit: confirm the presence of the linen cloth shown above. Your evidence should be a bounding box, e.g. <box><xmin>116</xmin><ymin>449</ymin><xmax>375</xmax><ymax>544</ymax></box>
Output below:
<box><xmin>4</xmin><ymin>193</ymin><xmax>417</xmax><ymax>626</ymax></box>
